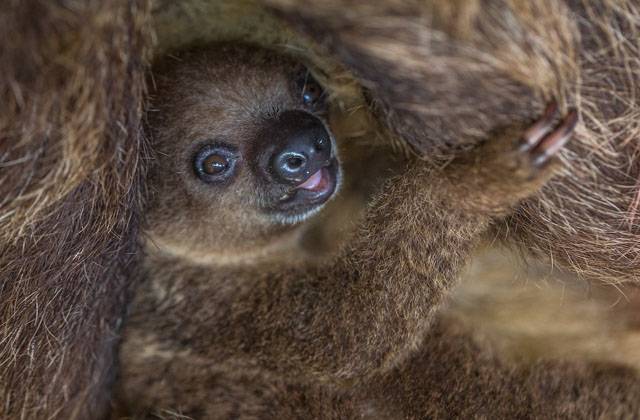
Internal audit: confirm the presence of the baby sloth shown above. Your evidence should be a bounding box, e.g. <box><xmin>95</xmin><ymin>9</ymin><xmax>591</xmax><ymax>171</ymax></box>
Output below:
<box><xmin>118</xmin><ymin>44</ymin><xmax>577</xmax><ymax>418</ymax></box>
<box><xmin>142</xmin><ymin>45</ymin><xmax>341</xmax><ymax>267</ymax></box>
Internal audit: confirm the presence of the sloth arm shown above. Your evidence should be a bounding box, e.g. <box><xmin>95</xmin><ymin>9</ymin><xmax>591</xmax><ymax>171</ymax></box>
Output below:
<box><xmin>229</xmin><ymin>165</ymin><xmax>517</xmax><ymax>381</ymax></box>
<box><xmin>133</xmin><ymin>110</ymin><xmax>575</xmax><ymax>382</ymax></box>
<box><xmin>258</xmin><ymin>162</ymin><xmax>489</xmax><ymax>379</ymax></box>
<box><xmin>209</xmin><ymin>112</ymin><xmax>575</xmax><ymax>381</ymax></box>
<box><xmin>135</xmin><ymin>162</ymin><xmax>489</xmax><ymax>382</ymax></box>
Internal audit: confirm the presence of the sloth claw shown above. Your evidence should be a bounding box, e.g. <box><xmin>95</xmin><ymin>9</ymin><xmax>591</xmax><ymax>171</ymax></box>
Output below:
<box><xmin>519</xmin><ymin>104</ymin><xmax>578</xmax><ymax>168</ymax></box>
<box><xmin>520</xmin><ymin>101</ymin><xmax>560</xmax><ymax>152</ymax></box>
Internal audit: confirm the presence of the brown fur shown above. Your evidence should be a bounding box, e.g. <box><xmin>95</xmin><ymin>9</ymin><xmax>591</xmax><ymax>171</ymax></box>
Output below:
<box><xmin>4</xmin><ymin>0</ymin><xmax>640</xmax><ymax>417</ymax></box>
<box><xmin>118</xmin><ymin>316</ymin><xmax>640</xmax><ymax>419</ymax></box>
<box><xmin>0</xmin><ymin>1</ymin><xmax>150</xmax><ymax>418</ymax></box>
<box><xmin>112</xmin><ymin>44</ymin><xmax>639</xmax><ymax>418</ymax></box>
<box><xmin>263</xmin><ymin>0</ymin><xmax>640</xmax><ymax>285</ymax></box>
<box><xmin>367</xmin><ymin>318</ymin><xmax>640</xmax><ymax>419</ymax></box>
<box><xmin>451</xmin><ymin>248</ymin><xmax>640</xmax><ymax>369</ymax></box>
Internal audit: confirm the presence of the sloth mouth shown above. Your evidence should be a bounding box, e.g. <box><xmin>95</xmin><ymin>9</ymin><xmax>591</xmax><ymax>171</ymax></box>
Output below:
<box><xmin>272</xmin><ymin>158</ymin><xmax>340</xmax><ymax>224</ymax></box>
<box><xmin>297</xmin><ymin>166</ymin><xmax>330</xmax><ymax>192</ymax></box>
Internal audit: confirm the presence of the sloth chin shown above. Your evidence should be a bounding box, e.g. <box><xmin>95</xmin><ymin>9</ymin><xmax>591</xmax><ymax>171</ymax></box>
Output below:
<box><xmin>270</xmin><ymin>158</ymin><xmax>341</xmax><ymax>226</ymax></box>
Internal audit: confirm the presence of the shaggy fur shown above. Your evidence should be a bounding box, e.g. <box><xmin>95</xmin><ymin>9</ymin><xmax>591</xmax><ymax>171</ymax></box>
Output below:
<box><xmin>112</xmin><ymin>45</ymin><xmax>638</xmax><ymax>419</ymax></box>
<box><xmin>0</xmin><ymin>1</ymin><xmax>150</xmax><ymax>418</ymax></box>
<box><xmin>263</xmin><ymin>0</ymin><xmax>640</xmax><ymax>285</ymax></box>
<box><xmin>4</xmin><ymin>0</ymin><xmax>640</xmax><ymax>418</ymax></box>
<box><xmin>367</xmin><ymin>318</ymin><xmax>640</xmax><ymax>419</ymax></box>
<box><xmin>119</xmin><ymin>317</ymin><xmax>640</xmax><ymax>419</ymax></box>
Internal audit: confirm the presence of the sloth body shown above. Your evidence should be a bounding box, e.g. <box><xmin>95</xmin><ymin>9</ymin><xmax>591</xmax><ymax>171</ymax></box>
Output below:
<box><xmin>117</xmin><ymin>45</ymin><xmax>640</xmax><ymax>419</ymax></box>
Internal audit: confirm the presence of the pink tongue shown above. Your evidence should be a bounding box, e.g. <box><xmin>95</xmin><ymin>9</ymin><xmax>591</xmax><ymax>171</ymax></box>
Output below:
<box><xmin>298</xmin><ymin>169</ymin><xmax>323</xmax><ymax>190</ymax></box>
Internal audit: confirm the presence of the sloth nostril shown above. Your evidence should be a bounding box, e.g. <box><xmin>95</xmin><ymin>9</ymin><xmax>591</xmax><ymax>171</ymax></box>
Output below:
<box><xmin>314</xmin><ymin>137</ymin><xmax>326</xmax><ymax>152</ymax></box>
<box><xmin>286</xmin><ymin>155</ymin><xmax>305</xmax><ymax>170</ymax></box>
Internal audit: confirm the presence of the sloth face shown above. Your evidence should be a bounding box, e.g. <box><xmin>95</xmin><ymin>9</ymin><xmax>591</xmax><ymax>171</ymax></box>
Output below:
<box><xmin>191</xmin><ymin>105</ymin><xmax>340</xmax><ymax>225</ymax></box>
<box><xmin>144</xmin><ymin>45</ymin><xmax>342</xmax><ymax>259</ymax></box>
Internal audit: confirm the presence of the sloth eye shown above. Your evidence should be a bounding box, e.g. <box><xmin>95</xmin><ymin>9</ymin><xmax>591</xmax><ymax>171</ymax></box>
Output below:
<box><xmin>203</xmin><ymin>154</ymin><xmax>228</xmax><ymax>175</ymax></box>
<box><xmin>302</xmin><ymin>79</ymin><xmax>324</xmax><ymax>106</ymax></box>
<box><xmin>194</xmin><ymin>144</ymin><xmax>238</xmax><ymax>183</ymax></box>
<box><xmin>297</xmin><ymin>70</ymin><xmax>326</xmax><ymax>109</ymax></box>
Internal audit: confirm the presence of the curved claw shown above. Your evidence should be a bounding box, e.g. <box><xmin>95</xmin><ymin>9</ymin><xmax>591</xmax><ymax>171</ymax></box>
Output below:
<box><xmin>531</xmin><ymin>109</ymin><xmax>578</xmax><ymax>167</ymax></box>
<box><xmin>520</xmin><ymin>101</ymin><xmax>560</xmax><ymax>152</ymax></box>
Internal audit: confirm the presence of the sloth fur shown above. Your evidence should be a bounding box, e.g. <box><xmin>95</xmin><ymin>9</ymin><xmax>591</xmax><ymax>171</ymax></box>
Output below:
<box><xmin>264</xmin><ymin>0</ymin><xmax>640</xmax><ymax>284</ymax></box>
<box><xmin>1</xmin><ymin>0</ymin><xmax>640</xmax><ymax>418</ymax></box>
<box><xmin>113</xmin><ymin>43</ymin><xmax>640</xmax><ymax>419</ymax></box>
<box><xmin>0</xmin><ymin>1</ymin><xmax>150</xmax><ymax>418</ymax></box>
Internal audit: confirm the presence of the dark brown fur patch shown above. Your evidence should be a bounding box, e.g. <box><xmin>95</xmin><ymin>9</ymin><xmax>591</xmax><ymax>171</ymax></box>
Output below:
<box><xmin>0</xmin><ymin>1</ymin><xmax>150</xmax><ymax>418</ymax></box>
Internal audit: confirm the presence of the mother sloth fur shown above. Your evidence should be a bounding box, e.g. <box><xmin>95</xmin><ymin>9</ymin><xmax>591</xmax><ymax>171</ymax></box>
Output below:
<box><xmin>1</xmin><ymin>0</ymin><xmax>640</xmax><ymax>418</ymax></box>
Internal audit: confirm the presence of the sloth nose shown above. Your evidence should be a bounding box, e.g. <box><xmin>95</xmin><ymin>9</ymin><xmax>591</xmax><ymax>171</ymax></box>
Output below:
<box><xmin>269</xmin><ymin>111</ymin><xmax>331</xmax><ymax>184</ymax></box>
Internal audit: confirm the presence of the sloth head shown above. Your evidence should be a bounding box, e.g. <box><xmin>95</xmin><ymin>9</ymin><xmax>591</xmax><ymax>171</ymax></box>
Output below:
<box><xmin>144</xmin><ymin>44</ymin><xmax>342</xmax><ymax>263</ymax></box>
